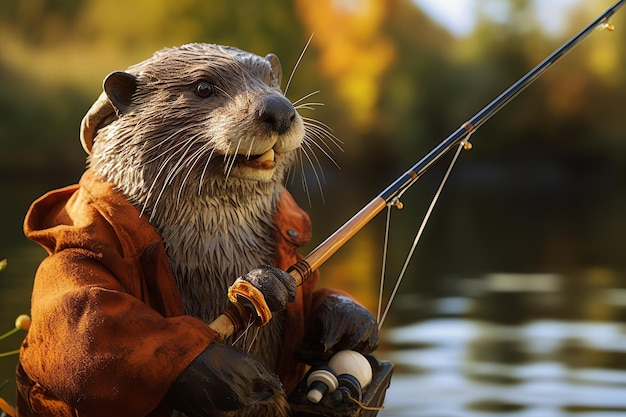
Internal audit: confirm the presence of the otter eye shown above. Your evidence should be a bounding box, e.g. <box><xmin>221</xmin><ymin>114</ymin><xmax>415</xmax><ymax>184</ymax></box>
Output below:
<box><xmin>195</xmin><ymin>81</ymin><xmax>215</xmax><ymax>98</ymax></box>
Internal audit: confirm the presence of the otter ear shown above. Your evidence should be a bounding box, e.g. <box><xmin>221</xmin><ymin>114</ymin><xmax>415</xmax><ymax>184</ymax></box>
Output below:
<box><xmin>265</xmin><ymin>53</ymin><xmax>283</xmax><ymax>88</ymax></box>
<box><xmin>103</xmin><ymin>71</ymin><xmax>137</xmax><ymax>116</ymax></box>
<box><xmin>79</xmin><ymin>71</ymin><xmax>137</xmax><ymax>154</ymax></box>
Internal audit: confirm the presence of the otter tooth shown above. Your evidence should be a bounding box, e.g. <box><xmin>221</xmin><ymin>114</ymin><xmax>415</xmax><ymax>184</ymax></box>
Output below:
<box><xmin>256</xmin><ymin>149</ymin><xmax>275</xmax><ymax>163</ymax></box>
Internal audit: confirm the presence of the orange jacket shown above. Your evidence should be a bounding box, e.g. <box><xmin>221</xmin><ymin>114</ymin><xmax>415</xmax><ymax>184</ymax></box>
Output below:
<box><xmin>17</xmin><ymin>170</ymin><xmax>328</xmax><ymax>417</ymax></box>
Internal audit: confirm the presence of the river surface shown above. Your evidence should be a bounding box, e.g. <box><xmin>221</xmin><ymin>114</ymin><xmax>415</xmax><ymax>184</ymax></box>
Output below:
<box><xmin>378</xmin><ymin>291</ymin><xmax>626</xmax><ymax>417</ymax></box>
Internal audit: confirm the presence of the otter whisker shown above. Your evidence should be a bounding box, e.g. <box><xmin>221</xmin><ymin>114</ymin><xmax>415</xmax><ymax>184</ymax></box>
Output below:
<box><xmin>284</xmin><ymin>33</ymin><xmax>313</xmax><ymax>96</ymax></box>
<box><xmin>304</xmin><ymin>134</ymin><xmax>341</xmax><ymax>170</ymax></box>
<box><xmin>294</xmin><ymin>151</ymin><xmax>313</xmax><ymax>206</ymax></box>
<box><xmin>284</xmin><ymin>153</ymin><xmax>299</xmax><ymax>187</ymax></box>
<box><xmin>295</xmin><ymin>103</ymin><xmax>324</xmax><ymax>112</ymax></box>
<box><xmin>304</xmin><ymin>127</ymin><xmax>342</xmax><ymax>159</ymax></box>
<box><xmin>198</xmin><ymin>148</ymin><xmax>216</xmax><ymax>194</ymax></box>
<box><xmin>224</xmin><ymin>138</ymin><xmax>243</xmax><ymax>181</ymax></box>
<box><xmin>167</xmin><ymin>136</ymin><xmax>200</xmax><ymax>183</ymax></box>
<box><xmin>176</xmin><ymin>138</ymin><xmax>210</xmax><ymax>205</ymax></box>
<box><xmin>141</xmin><ymin>143</ymin><xmax>191</xmax><ymax>216</ymax></box>
<box><xmin>283</xmin><ymin>103</ymin><xmax>343</xmax><ymax>205</ymax></box>
<box><xmin>302</xmin><ymin>122</ymin><xmax>343</xmax><ymax>173</ymax></box>
<box><xmin>302</xmin><ymin>117</ymin><xmax>344</xmax><ymax>151</ymax></box>
<box><xmin>145</xmin><ymin>134</ymin><xmax>186</xmax><ymax>164</ymax></box>
<box><xmin>301</xmin><ymin>139</ymin><xmax>328</xmax><ymax>184</ymax></box>
<box><xmin>298</xmin><ymin>151</ymin><xmax>316</xmax><ymax>206</ymax></box>
<box><xmin>142</xmin><ymin>135</ymin><xmax>197</xmax><ymax>214</ymax></box>
<box><xmin>142</xmin><ymin>139</ymin><xmax>192</xmax><ymax>184</ymax></box>
<box><xmin>245</xmin><ymin>139</ymin><xmax>256</xmax><ymax>159</ymax></box>
<box><xmin>291</xmin><ymin>90</ymin><xmax>320</xmax><ymax>107</ymax></box>
<box><xmin>152</xmin><ymin>136</ymin><xmax>200</xmax><ymax>216</ymax></box>
<box><xmin>223</xmin><ymin>155</ymin><xmax>234</xmax><ymax>181</ymax></box>
<box><xmin>158</xmin><ymin>136</ymin><xmax>198</xmax><ymax>191</ymax></box>
<box><xmin>287</xmin><ymin>152</ymin><xmax>313</xmax><ymax>207</ymax></box>
<box><xmin>144</xmin><ymin>125</ymin><xmax>198</xmax><ymax>163</ymax></box>
<box><xmin>299</xmin><ymin>141</ymin><xmax>326</xmax><ymax>204</ymax></box>
<box><xmin>161</xmin><ymin>140</ymin><xmax>195</xmax><ymax>182</ymax></box>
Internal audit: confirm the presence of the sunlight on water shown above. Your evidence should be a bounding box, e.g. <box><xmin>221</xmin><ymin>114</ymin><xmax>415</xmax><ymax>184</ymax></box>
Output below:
<box><xmin>380</xmin><ymin>314</ymin><xmax>626</xmax><ymax>416</ymax></box>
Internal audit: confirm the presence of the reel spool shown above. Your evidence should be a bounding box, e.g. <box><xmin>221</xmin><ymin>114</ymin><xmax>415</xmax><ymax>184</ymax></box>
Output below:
<box><xmin>306</xmin><ymin>350</ymin><xmax>373</xmax><ymax>404</ymax></box>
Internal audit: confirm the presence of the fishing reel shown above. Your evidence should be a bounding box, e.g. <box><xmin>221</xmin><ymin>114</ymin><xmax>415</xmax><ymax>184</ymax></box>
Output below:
<box><xmin>289</xmin><ymin>351</ymin><xmax>393</xmax><ymax>417</ymax></box>
<box><xmin>306</xmin><ymin>350</ymin><xmax>372</xmax><ymax>405</ymax></box>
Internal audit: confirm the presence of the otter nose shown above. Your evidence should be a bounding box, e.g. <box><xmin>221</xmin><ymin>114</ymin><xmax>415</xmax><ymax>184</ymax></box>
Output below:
<box><xmin>256</xmin><ymin>95</ymin><xmax>296</xmax><ymax>135</ymax></box>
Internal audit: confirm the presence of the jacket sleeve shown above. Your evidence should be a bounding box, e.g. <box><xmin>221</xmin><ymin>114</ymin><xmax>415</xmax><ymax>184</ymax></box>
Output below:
<box><xmin>21</xmin><ymin>248</ymin><xmax>219</xmax><ymax>417</ymax></box>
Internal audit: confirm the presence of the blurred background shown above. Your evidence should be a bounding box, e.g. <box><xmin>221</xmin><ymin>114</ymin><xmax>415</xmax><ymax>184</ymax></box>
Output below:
<box><xmin>1</xmin><ymin>0</ymin><xmax>626</xmax><ymax>415</ymax></box>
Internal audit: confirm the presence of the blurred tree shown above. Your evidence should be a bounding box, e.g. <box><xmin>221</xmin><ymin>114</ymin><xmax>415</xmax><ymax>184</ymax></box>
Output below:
<box><xmin>295</xmin><ymin>0</ymin><xmax>395</xmax><ymax>131</ymax></box>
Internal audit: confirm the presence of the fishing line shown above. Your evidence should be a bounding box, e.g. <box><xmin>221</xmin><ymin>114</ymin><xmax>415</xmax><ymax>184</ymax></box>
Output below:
<box><xmin>377</xmin><ymin>204</ymin><xmax>393</xmax><ymax>323</ymax></box>
<box><xmin>246</xmin><ymin>326</ymin><xmax>261</xmax><ymax>353</ymax></box>
<box><xmin>231</xmin><ymin>316</ymin><xmax>259</xmax><ymax>349</ymax></box>
<box><xmin>378</xmin><ymin>141</ymin><xmax>466</xmax><ymax>329</ymax></box>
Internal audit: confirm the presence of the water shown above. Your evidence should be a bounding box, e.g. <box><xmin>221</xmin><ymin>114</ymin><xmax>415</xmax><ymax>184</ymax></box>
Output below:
<box><xmin>378</xmin><ymin>297</ymin><xmax>626</xmax><ymax>417</ymax></box>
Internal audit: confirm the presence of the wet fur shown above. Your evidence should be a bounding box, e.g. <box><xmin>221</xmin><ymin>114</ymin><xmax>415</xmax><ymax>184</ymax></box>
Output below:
<box><xmin>88</xmin><ymin>43</ymin><xmax>315</xmax><ymax>416</ymax></box>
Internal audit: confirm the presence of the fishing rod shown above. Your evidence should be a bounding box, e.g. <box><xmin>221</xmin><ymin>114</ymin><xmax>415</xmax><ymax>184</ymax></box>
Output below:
<box><xmin>211</xmin><ymin>0</ymin><xmax>626</xmax><ymax>338</ymax></box>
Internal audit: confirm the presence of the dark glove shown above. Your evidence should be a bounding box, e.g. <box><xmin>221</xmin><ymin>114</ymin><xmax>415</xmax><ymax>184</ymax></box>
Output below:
<box><xmin>296</xmin><ymin>294</ymin><xmax>379</xmax><ymax>365</ymax></box>
<box><xmin>164</xmin><ymin>343</ymin><xmax>285</xmax><ymax>417</ymax></box>
<box><xmin>228</xmin><ymin>264</ymin><xmax>296</xmax><ymax>327</ymax></box>
<box><xmin>237</xmin><ymin>264</ymin><xmax>297</xmax><ymax>312</ymax></box>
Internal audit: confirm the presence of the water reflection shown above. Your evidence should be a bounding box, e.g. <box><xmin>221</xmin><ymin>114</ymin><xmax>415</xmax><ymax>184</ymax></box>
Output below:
<box><xmin>380</xmin><ymin>274</ymin><xmax>626</xmax><ymax>417</ymax></box>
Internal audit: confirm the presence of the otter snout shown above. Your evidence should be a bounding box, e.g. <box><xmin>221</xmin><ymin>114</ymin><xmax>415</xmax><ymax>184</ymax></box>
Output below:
<box><xmin>256</xmin><ymin>95</ymin><xmax>297</xmax><ymax>135</ymax></box>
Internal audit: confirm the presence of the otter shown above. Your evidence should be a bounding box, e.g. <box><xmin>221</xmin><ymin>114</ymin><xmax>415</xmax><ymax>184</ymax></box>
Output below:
<box><xmin>86</xmin><ymin>44</ymin><xmax>303</xmax><ymax>369</ymax></box>
<box><xmin>18</xmin><ymin>43</ymin><xmax>378</xmax><ymax>417</ymax></box>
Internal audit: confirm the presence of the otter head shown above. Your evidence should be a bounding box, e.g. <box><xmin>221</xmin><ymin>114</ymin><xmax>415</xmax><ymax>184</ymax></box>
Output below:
<box><xmin>82</xmin><ymin>44</ymin><xmax>305</xmax><ymax>213</ymax></box>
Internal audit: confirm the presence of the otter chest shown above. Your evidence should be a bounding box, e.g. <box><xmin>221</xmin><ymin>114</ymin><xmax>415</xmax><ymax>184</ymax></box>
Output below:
<box><xmin>157</xmin><ymin>199</ymin><xmax>285</xmax><ymax>369</ymax></box>
<box><xmin>159</xmin><ymin>201</ymin><xmax>277</xmax><ymax>317</ymax></box>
